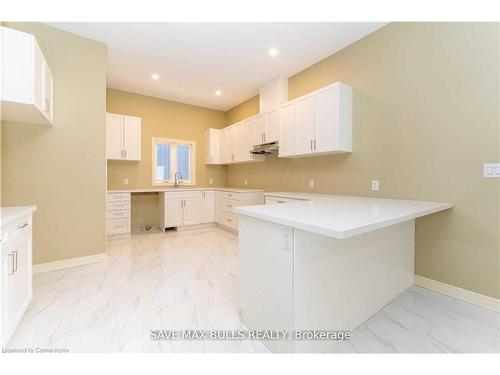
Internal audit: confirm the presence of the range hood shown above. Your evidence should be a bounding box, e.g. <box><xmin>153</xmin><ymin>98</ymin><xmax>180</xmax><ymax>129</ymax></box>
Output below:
<box><xmin>250</xmin><ymin>141</ymin><xmax>279</xmax><ymax>155</ymax></box>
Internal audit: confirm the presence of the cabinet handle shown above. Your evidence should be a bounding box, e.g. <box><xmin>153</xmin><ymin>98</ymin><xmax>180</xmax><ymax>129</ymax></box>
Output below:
<box><xmin>310</xmin><ymin>140</ymin><xmax>313</xmax><ymax>150</ymax></box>
<box><xmin>44</xmin><ymin>98</ymin><xmax>50</xmax><ymax>114</ymax></box>
<box><xmin>227</xmin><ymin>218</ymin><xmax>232</xmax><ymax>222</ymax></box>
<box><xmin>264</xmin><ymin>133</ymin><xmax>266</xmax><ymax>142</ymax></box>
<box><xmin>124</xmin><ymin>150</ymin><xmax>127</xmax><ymax>158</ymax></box>
<box><xmin>8</xmin><ymin>253</ymin><xmax>15</xmax><ymax>275</ymax></box>
<box><xmin>14</xmin><ymin>251</ymin><xmax>18</xmax><ymax>272</ymax></box>
<box><xmin>314</xmin><ymin>139</ymin><xmax>317</xmax><ymax>150</ymax></box>
<box><xmin>17</xmin><ymin>223</ymin><xmax>29</xmax><ymax>230</ymax></box>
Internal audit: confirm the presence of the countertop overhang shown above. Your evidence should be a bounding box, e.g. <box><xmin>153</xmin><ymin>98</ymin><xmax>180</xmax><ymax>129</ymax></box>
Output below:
<box><xmin>234</xmin><ymin>194</ymin><xmax>453</xmax><ymax>239</ymax></box>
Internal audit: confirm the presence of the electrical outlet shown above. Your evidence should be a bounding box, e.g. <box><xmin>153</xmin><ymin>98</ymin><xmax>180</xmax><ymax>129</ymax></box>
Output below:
<box><xmin>244</xmin><ymin>178</ymin><xmax>248</xmax><ymax>185</ymax></box>
<box><xmin>309</xmin><ymin>179</ymin><xmax>315</xmax><ymax>188</ymax></box>
<box><xmin>483</xmin><ymin>163</ymin><xmax>500</xmax><ymax>178</ymax></box>
<box><xmin>209</xmin><ymin>178</ymin><xmax>214</xmax><ymax>185</ymax></box>
<box><xmin>371</xmin><ymin>180</ymin><xmax>380</xmax><ymax>191</ymax></box>
<box><xmin>124</xmin><ymin>178</ymin><xmax>129</xmax><ymax>185</ymax></box>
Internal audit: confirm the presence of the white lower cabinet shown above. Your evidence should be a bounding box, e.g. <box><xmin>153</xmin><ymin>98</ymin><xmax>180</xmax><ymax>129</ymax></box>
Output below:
<box><xmin>107</xmin><ymin>192</ymin><xmax>131</xmax><ymax>236</ymax></box>
<box><xmin>183</xmin><ymin>197</ymin><xmax>204</xmax><ymax>226</ymax></box>
<box><xmin>1</xmin><ymin>208</ymin><xmax>35</xmax><ymax>346</ymax></box>
<box><xmin>159</xmin><ymin>191</ymin><xmax>206</xmax><ymax>229</ymax></box>
<box><xmin>215</xmin><ymin>190</ymin><xmax>265</xmax><ymax>232</ymax></box>
<box><xmin>202</xmin><ymin>191</ymin><xmax>215</xmax><ymax>223</ymax></box>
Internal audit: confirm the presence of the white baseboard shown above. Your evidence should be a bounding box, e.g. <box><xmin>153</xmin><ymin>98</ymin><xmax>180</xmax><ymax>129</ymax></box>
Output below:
<box><xmin>414</xmin><ymin>275</ymin><xmax>500</xmax><ymax>312</ymax></box>
<box><xmin>33</xmin><ymin>253</ymin><xmax>107</xmax><ymax>274</ymax></box>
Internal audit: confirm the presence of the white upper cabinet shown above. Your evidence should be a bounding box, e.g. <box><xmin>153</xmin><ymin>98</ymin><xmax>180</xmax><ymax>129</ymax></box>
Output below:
<box><xmin>314</xmin><ymin>83</ymin><xmax>352</xmax><ymax>153</ymax></box>
<box><xmin>294</xmin><ymin>94</ymin><xmax>315</xmax><ymax>154</ymax></box>
<box><xmin>278</xmin><ymin>102</ymin><xmax>296</xmax><ymax>157</ymax></box>
<box><xmin>252</xmin><ymin>114</ymin><xmax>266</xmax><ymax>146</ymax></box>
<box><xmin>265</xmin><ymin>109</ymin><xmax>280</xmax><ymax>143</ymax></box>
<box><xmin>106</xmin><ymin>112</ymin><xmax>141</xmax><ymax>161</ymax></box>
<box><xmin>279</xmin><ymin>82</ymin><xmax>352</xmax><ymax>158</ymax></box>
<box><xmin>205</xmin><ymin>128</ymin><xmax>221</xmax><ymax>165</ymax></box>
<box><xmin>1</xmin><ymin>26</ymin><xmax>54</xmax><ymax>126</ymax></box>
<box><xmin>220</xmin><ymin>81</ymin><xmax>352</xmax><ymax>162</ymax></box>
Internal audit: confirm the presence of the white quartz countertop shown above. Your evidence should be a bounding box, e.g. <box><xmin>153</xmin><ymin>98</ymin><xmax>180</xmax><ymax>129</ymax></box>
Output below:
<box><xmin>1</xmin><ymin>206</ymin><xmax>37</xmax><ymax>227</ymax></box>
<box><xmin>234</xmin><ymin>194</ymin><xmax>452</xmax><ymax>239</ymax></box>
<box><xmin>108</xmin><ymin>187</ymin><xmax>265</xmax><ymax>194</ymax></box>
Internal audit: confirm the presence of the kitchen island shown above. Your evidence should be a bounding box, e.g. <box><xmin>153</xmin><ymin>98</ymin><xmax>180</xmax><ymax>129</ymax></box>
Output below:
<box><xmin>234</xmin><ymin>194</ymin><xmax>452</xmax><ymax>353</ymax></box>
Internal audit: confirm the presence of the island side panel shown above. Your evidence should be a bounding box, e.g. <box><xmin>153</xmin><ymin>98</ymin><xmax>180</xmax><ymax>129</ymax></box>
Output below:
<box><xmin>238</xmin><ymin>215</ymin><xmax>295</xmax><ymax>353</ymax></box>
<box><xmin>293</xmin><ymin>220</ymin><xmax>415</xmax><ymax>353</ymax></box>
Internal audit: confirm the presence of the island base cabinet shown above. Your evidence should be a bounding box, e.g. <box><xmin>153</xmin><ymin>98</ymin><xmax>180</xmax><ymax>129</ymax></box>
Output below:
<box><xmin>239</xmin><ymin>216</ymin><xmax>295</xmax><ymax>353</ymax></box>
<box><xmin>238</xmin><ymin>216</ymin><xmax>415</xmax><ymax>353</ymax></box>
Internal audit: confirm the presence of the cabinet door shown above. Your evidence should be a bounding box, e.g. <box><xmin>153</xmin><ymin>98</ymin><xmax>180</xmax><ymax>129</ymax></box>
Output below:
<box><xmin>226</xmin><ymin>125</ymin><xmax>236</xmax><ymax>163</ymax></box>
<box><xmin>164</xmin><ymin>199</ymin><xmax>184</xmax><ymax>228</ymax></box>
<box><xmin>294</xmin><ymin>95</ymin><xmax>315</xmax><ymax>155</ymax></box>
<box><xmin>183</xmin><ymin>197</ymin><xmax>204</xmax><ymax>226</ymax></box>
<box><xmin>206</xmin><ymin>129</ymin><xmax>221</xmax><ymax>164</ymax></box>
<box><xmin>7</xmin><ymin>235</ymin><xmax>32</xmax><ymax>339</ymax></box>
<box><xmin>239</xmin><ymin>120</ymin><xmax>253</xmax><ymax>161</ymax></box>
<box><xmin>106</xmin><ymin>113</ymin><xmax>124</xmax><ymax>160</ymax></box>
<box><xmin>314</xmin><ymin>85</ymin><xmax>339</xmax><ymax>152</ymax></box>
<box><xmin>266</xmin><ymin>109</ymin><xmax>279</xmax><ymax>143</ymax></box>
<box><xmin>202</xmin><ymin>191</ymin><xmax>215</xmax><ymax>223</ymax></box>
<box><xmin>123</xmin><ymin>116</ymin><xmax>141</xmax><ymax>160</ymax></box>
<box><xmin>252</xmin><ymin>114</ymin><xmax>266</xmax><ymax>146</ymax></box>
<box><xmin>278</xmin><ymin>103</ymin><xmax>295</xmax><ymax>156</ymax></box>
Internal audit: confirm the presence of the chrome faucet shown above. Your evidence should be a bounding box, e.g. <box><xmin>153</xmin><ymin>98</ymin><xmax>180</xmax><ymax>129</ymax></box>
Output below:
<box><xmin>174</xmin><ymin>171</ymin><xmax>183</xmax><ymax>188</ymax></box>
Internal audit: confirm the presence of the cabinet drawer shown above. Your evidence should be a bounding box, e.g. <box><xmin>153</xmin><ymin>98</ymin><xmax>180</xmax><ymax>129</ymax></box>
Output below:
<box><xmin>220</xmin><ymin>191</ymin><xmax>241</xmax><ymax>201</ymax></box>
<box><xmin>107</xmin><ymin>210</ymin><xmax>131</xmax><ymax>220</ymax></box>
<box><xmin>107</xmin><ymin>201</ymin><xmax>131</xmax><ymax>211</ymax></box>
<box><xmin>3</xmin><ymin>216</ymin><xmax>32</xmax><ymax>247</ymax></box>
<box><xmin>107</xmin><ymin>218</ymin><xmax>130</xmax><ymax>235</ymax></box>
<box><xmin>220</xmin><ymin>198</ymin><xmax>244</xmax><ymax>213</ymax></box>
<box><xmin>220</xmin><ymin>211</ymin><xmax>238</xmax><ymax>230</ymax></box>
<box><xmin>107</xmin><ymin>193</ymin><xmax>131</xmax><ymax>202</ymax></box>
<box><xmin>164</xmin><ymin>191</ymin><xmax>202</xmax><ymax>199</ymax></box>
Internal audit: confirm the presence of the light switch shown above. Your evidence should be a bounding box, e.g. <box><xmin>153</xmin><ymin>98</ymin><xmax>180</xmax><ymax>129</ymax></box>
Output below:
<box><xmin>309</xmin><ymin>179</ymin><xmax>315</xmax><ymax>188</ymax></box>
<box><xmin>244</xmin><ymin>178</ymin><xmax>248</xmax><ymax>185</ymax></box>
<box><xmin>124</xmin><ymin>178</ymin><xmax>129</xmax><ymax>185</ymax></box>
<box><xmin>483</xmin><ymin>163</ymin><xmax>500</xmax><ymax>178</ymax></box>
<box><xmin>209</xmin><ymin>178</ymin><xmax>214</xmax><ymax>185</ymax></box>
<box><xmin>371</xmin><ymin>180</ymin><xmax>380</xmax><ymax>191</ymax></box>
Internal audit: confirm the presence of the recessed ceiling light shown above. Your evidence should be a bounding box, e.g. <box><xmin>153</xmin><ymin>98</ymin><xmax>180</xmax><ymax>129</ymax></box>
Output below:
<box><xmin>214</xmin><ymin>90</ymin><xmax>222</xmax><ymax>96</ymax></box>
<box><xmin>151</xmin><ymin>73</ymin><xmax>160</xmax><ymax>80</ymax></box>
<box><xmin>268</xmin><ymin>48</ymin><xmax>279</xmax><ymax>57</ymax></box>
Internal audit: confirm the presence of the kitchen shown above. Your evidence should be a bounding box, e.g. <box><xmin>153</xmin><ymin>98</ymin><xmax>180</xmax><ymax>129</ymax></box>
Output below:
<box><xmin>1</xmin><ymin>20</ymin><xmax>499</xmax><ymax>359</ymax></box>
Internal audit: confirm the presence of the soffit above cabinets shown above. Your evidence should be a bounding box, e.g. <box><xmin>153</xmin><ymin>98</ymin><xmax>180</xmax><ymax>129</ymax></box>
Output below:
<box><xmin>46</xmin><ymin>22</ymin><xmax>386</xmax><ymax>111</ymax></box>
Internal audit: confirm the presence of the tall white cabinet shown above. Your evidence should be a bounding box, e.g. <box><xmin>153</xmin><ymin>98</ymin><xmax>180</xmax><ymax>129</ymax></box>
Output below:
<box><xmin>1</xmin><ymin>26</ymin><xmax>54</xmax><ymax>126</ymax></box>
<box><xmin>106</xmin><ymin>113</ymin><xmax>142</xmax><ymax>161</ymax></box>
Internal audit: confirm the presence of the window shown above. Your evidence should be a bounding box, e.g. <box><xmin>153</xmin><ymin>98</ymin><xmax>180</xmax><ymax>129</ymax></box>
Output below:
<box><xmin>152</xmin><ymin>138</ymin><xmax>195</xmax><ymax>185</ymax></box>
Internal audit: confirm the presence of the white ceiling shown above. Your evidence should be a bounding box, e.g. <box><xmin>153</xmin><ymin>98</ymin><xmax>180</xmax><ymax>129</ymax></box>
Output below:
<box><xmin>48</xmin><ymin>22</ymin><xmax>386</xmax><ymax>111</ymax></box>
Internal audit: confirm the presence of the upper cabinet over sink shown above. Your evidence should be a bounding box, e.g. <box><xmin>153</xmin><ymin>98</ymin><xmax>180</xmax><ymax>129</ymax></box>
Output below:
<box><xmin>1</xmin><ymin>26</ymin><xmax>54</xmax><ymax>126</ymax></box>
<box><xmin>106</xmin><ymin>112</ymin><xmax>142</xmax><ymax>161</ymax></box>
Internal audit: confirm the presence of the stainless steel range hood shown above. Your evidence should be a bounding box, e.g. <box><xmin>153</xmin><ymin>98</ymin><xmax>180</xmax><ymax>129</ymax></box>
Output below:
<box><xmin>250</xmin><ymin>141</ymin><xmax>279</xmax><ymax>155</ymax></box>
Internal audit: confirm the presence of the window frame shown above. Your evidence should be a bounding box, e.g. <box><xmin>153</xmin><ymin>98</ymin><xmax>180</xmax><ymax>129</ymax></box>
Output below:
<box><xmin>152</xmin><ymin>137</ymin><xmax>196</xmax><ymax>186</ymax></box>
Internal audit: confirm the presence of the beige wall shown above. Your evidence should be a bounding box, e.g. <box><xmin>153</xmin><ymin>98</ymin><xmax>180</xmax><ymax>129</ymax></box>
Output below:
<box><xmin>106</xmin><ymin>88</ymin><xmax>227</xmax><ymax>229</ymax></box>
<box><xmin>225</xmin><ymin>23</ymin><xmax>500</xmax><ymax>299</ymax></box>
<box><xmin>1</xmin><ymin>23</ymin><xmax>107</xmax><ymax>264</ymax></box>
